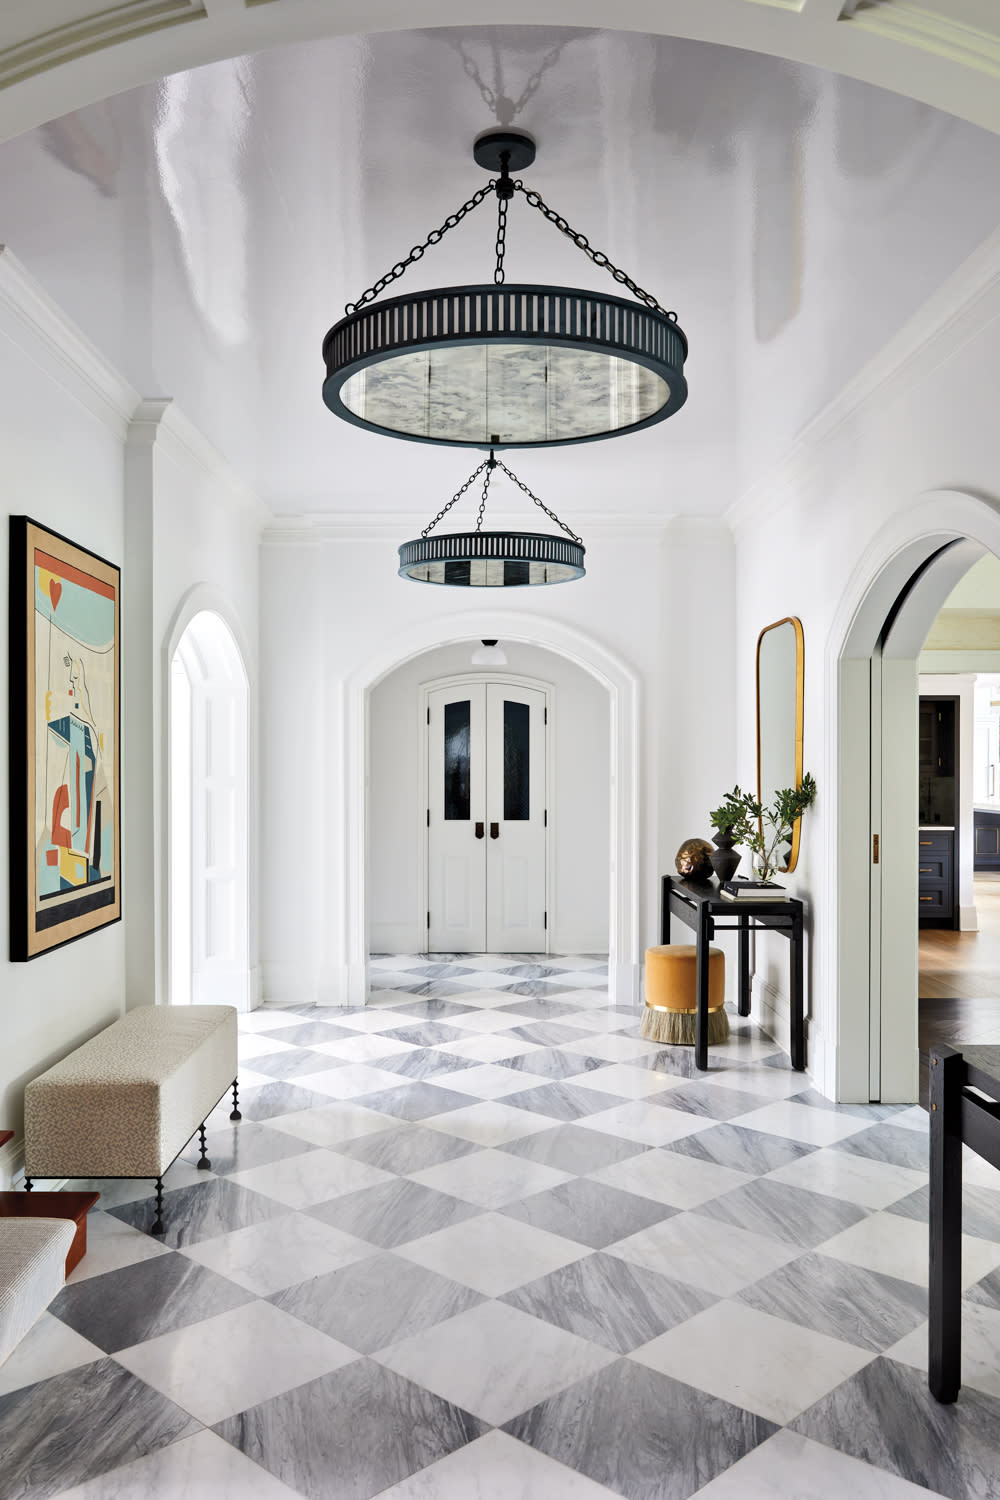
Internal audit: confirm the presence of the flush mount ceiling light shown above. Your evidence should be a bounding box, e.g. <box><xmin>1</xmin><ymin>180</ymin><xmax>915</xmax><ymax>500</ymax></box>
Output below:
<box><xmin>323</xmin><ymin>130</ymin><xmax>688</xmax><ymax>451</ymax></box>
<box><xmin>398</xmin><ymin>451</ymin><xmax>585</xmax><ymax>587</ymax></box>
<box><xmin>470</xmin><ymin>640</ymin><xmax>508</xmax><ymax>666</ymax></box>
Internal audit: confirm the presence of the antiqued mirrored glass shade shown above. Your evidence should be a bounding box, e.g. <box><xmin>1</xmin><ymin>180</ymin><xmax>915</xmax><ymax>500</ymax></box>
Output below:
<box><xmin>324</xmin><ymin>284</ymin><xmax>687</xmax><ymax>449</ymax></box>
<box><xmin>399</xmin><ymin>531</ymin><xmax>585</xmax><ymax>586</ymax></box>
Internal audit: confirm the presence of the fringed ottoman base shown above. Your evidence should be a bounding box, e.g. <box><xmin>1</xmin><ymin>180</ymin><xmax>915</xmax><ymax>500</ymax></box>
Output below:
<box><xmin>640</xmin><ymin>1004</ymin><xmax>731</xmax><ymax>1047</ymax></box>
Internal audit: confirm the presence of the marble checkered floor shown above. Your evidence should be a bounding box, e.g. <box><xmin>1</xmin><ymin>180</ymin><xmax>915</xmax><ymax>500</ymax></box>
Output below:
<box><xmin>4</xmin><ymin>954</ymin><xmax>1000</xmax><ymax>1499</ymax></box>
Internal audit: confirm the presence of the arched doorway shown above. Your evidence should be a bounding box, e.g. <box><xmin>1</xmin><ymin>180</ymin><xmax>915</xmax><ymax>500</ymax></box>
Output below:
<box><xmin>169</xmin><ymin>609</ymin><xmax>250</xmax><ymax>1010</ymax></box>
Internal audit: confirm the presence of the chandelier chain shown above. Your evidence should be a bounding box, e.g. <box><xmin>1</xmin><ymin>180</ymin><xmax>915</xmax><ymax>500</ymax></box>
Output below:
<box><xmin>494</xmin><ymin>458</ymin><xmax>583</xmax><ymax>544</ymax></box>
<box><xmin>476</xmin><ymin>458</ymin><xmax>495</xmax><ymax>530</ymax></box>
<box><xmin>420</xmin><ymin>459</ymin><xmax>491</xmax><ymax>537</ymax></box>
<box><xmin>346</xmin><ymin>184</ymin><xmax>496</xmax><ymax>314</ymax></box>
<box><xmin>514</xmin><ymin>182</ymin><xmax>675</xmax><ymax>319</ymax></box>
<box><xmin>494</xmin><ymin>193</ymin><xmax>508</xmax><ymax>285</ymax></box>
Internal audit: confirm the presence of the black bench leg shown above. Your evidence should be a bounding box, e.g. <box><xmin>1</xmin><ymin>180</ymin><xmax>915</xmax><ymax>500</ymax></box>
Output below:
<box><xmin>196</xmin><ymin>1121</ymin><xmax>211</xmax><ymax>1171</ymax></box>
<box><xmin>230</xmin><ymin>1078</ymin><xmax>241</xmax><ymax>1122</ymax></box>
<box><xmin>23</xmin><ymin>1176</ymin><xmax>32</xmax><ymax>1193</ymax></box>
<box><xmin>929</xmin><ymin>1046</ymin><xmax>963</xmax><ymax>1402</ymax></box>
<box><xmin>151</xmin><ymin>1177</ymin><xmax>166</xmax><ymax>1236</ymax></box>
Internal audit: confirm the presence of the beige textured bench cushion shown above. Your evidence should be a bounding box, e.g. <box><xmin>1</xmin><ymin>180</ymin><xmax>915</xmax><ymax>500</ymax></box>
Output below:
<box><xmin>0</xmin><ymin>1218</ymin><xmax>76</xmax><ymax>1366</ymax></box>
<box><xmin>25</xmin><ymin>1006</ymin><xmax>238</xmax><ymax>1180</ymax></box>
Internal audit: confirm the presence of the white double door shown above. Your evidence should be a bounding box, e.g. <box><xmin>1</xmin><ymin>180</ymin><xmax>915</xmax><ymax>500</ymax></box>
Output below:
<box><xmin>427</xmin><ymin>680</ymin><xmax>547</xmax><ymax>952</ymax></box>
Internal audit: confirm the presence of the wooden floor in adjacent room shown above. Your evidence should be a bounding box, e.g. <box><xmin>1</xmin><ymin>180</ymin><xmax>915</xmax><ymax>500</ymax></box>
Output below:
<box><xmin>918</xmin><ymin>873</ymin><xmax>1000</xmax><ymax>1102</ymax></box>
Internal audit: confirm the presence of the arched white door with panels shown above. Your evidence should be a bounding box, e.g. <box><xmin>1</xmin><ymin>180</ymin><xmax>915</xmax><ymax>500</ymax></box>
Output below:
<box><xmin>426</xmin><ymin>679</ymin><xmax>547</xmax><ymax>953</ymax></box>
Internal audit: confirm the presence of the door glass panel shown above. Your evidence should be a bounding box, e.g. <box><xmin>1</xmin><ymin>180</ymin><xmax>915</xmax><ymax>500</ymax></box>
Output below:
<box><xmin>444</xmin><ymin>700</ymin><xmax>471</xmax><ymax>820</ymax></box>
<box><xmin>504</xmin><ymin>700</ymin><xmax>530</xmax><ymax>820</ymax></box>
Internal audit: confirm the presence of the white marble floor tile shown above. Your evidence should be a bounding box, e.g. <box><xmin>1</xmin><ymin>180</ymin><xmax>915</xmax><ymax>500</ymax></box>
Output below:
<box><xmin>963</xmin><ymin>1146</ymin><xmax>1000</xmax><ymax>1191</ymax></box>
<box><xmin>890</xmin><ymin>1107</ymin><xmax>930</xmax><ymax>1134</ymax></box>
<box><xmin>410</xmin><ymin>1147</ymin><xmax>572</xmax><ymax>1209</ymax></box>
<box><xmin>819</xmin><ymin>1210</ymin><xmax>1000</xmax><ymax>1289</ymax></box>
<box><xmin>66</xmin><ymin>1158</ymin><xmax>212</xmax><ymax>1212</ymax></box>
<box><xmin>65</xmin><ymin>1210</ymin><xmax>171</xmax><ymax>1284</ymax></box>
<box><xmin>553</xmin><ymin>1011</ymin><xmax>635</xmax><ymax>1035</ymax></box>
<box><xmin>375</xmin><ymin>1429</ymin><xmax>621</xmax><ymax>1498</ymax></box>
<box><xmin>560</xmin><ymin>1033</ymin><xmax>654</xmax><ymax>1062</ymax></box>
<box><xmin>609</xmin><ymin>1211</ymin><xmax>801</xmax><ymax>1296</ymax></box>
<box><xmin>731</xmin><ymin>1100</ymin><xmax>873</xmax><ymax>1148</ymax></box>
<box><xmin>236</xmin><ymin>1033</ymin><xmax>298</xmax><ymax>1061</ymax></box>
<box><xmin>886</xmin><ymin>1300</ymin><xmax>1000</xmax><ymax>1397</ymax></box>
<box><xmin>689</xmin><ymin>1428</ymin><xmax>948</xmax><ymax>1500</ymax></box>
<box><xmin>631</xmin><ymin>1299</ymin><xmax>874</xmax><ymax>1425</ymax></box>
<box><xmin>444</xmin><ymin>1010</ymin><xmax>540</xmax><ymax>1033</ymax></box>
<box><xmin>703</xmin><ymin>1065</ymin><xmax>807</xmax><ymax>1101</ymax></box>
<box><xmin>575</xmin><ymin>1101</ymin><xmax>717</xmax><ymax>1147</ymax></box>
<box><xmin>434</xmin><ymin>1062</ymin><xmax>546</xmax><ymax>1099</ymax></box>
<box><xmin>114</xmin><ymin>1297</ymin><xmax>357</xmax><ymax>1426</ymax></box>
<box><xmin>227</xmin><ymin>1148</ymin><xmax>394</xmax><ymax>1208</ymax></box>
<box><xmin>376</xmin><ymin>1300</ymin><xmax>615</xmax><ymax>1427</ymax></box>
<box><xmin>0</xmin><ymin>1312</ymin><xmax>103</xmax><ymax>1397</ymax></box>
<box><xmin>52</xmin><ymin>1427</ymin><xmax>303</xmax><ymax>1500</ymax></box>
<box><xmin>310</xmin><ymin>1033</ymin><xmax>420</xmax><ymax>1063</ymax></box>
<box><xmin>589</xmin><ymin>1149</ymin><xmax>753</xmax><ymax>1210</ymax></box>
<box><xmin>178</xmin><ymin>1210</ymin><xmax>375</xmax><ymax>1295</ymax></box>
<box><xmin>576</xmin><ymin>1063</ymin><xmax>681</xmax><ymax>1099</ymax></box>
<box><xmin>424</xmin><ymin>1102</ymin><xmax>559</xmax><ymax>1147</ymax></box>
<box><xmin>294</xmin><ymin>1062</ymin><xmax>411</xmax><ymax>1099</ymax></box>
<box><xmin>237</xmin><ymin>1008</ymin><xmax>303</xmax><ymax>1032</ymax></box>
<box><xmin>764</xmin><ymin>1147</ymin><xmax>928</xmax><ymax>1211</ymax></box>
<box><xmin>396</xmin><ymin>1211</ymin><xmax>589</xmax><ymax>1296</ymax></box>
<box><xmin>328</xmin><ymin>1007</ymin><xmax>424</xmax><ymax>1033</ymax></box>
<box><xmin>433</xmin><ymin>1034</ymin><xmax>544</xmax><ymax>1062</ymax></box>
<box><xmin>266</xmin><ymin>1102</ymin><xmax>399</xmax><ymax>1147</ymax></box>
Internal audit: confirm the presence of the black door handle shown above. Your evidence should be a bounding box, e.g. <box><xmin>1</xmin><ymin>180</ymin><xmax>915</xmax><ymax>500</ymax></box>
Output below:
<box><xmin>475</xmin><ymin>821</ymin><xmax>485</xmax><ymax>839</ymax></box>
<box><xmin>490</xmin><ymin>822</ymin><xmax>500</xmax><ymax>839</ymax></box>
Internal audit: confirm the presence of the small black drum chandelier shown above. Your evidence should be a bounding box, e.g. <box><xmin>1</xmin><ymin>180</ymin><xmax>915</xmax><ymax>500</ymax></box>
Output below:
<box><xmin>324</xmin><ymin>130</ymin><xmax>688</xmax><ymax>451</ymax></box>
<box><xmin>399</xmin><ymin>451</ymin><xmax>585</xmax><ymax>587</ymax></box>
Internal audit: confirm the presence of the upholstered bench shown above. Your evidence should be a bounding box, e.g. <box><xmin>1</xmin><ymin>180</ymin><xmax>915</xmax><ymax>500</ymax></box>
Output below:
<box><xmin>24</xmin><ymin>1006</ymin><xmax>241</xmax><ymax>1235</ymax></box>
<box><xmin>0</xmin><ymin>1217</ymin><xmax>75</xmax><ymax>1366</ymax></box>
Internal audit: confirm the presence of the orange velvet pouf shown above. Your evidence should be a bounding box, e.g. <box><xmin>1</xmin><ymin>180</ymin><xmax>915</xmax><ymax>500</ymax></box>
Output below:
<box><xmin>640</xmin><ymin>943</ymin><xmax>729</xmax><ymax>1046</ymax></box>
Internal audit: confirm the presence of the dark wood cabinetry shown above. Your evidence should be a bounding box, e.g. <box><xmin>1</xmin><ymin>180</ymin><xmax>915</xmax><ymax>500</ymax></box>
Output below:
<box><xmin>974</xmin><ymin>809</ymin><xmax>1000</xmax><ymax>870</ymax></box>
<box><xmin>919</xmin><ymin>696</ymin><xmax>958</xmax><ymax>930</ymax></box>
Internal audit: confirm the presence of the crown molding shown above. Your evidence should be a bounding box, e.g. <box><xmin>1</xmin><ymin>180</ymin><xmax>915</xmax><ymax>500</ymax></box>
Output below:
<box><xmin>126</xmin><ymin>396</ymin><xmax>270</xmax><ymax>526</ymax></box>
<box><xmin>0</xmin><ymin>244</ymin><xmax>138</xmax><ymax>436</ymax></box>
<box><xmin>726</xmin><ymin>223</ymin><xmax>1000</xmax><ymax>536</ymax></box>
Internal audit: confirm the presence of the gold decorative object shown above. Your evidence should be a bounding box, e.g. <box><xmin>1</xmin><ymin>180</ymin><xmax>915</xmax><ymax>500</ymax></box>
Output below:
<box><xmin>674</xmin><ymin>838</ymin><xmax>714</xmax><ymax>882</ymax></box>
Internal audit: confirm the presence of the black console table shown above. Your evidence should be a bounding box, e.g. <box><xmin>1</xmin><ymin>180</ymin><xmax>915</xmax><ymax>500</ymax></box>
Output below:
<box><xmin>929</xmin><ymin>1044</ymin><xmax>1000</xmax><ymax>1402</ymax></box>
<box><xmin>660</xmin><ymin>876</ymin><xmax>806</xmax><ymax>1072</ymax></box>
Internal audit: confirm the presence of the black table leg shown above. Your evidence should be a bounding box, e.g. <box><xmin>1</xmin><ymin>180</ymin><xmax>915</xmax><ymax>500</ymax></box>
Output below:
<box><xmin>738</xmin><ymin>916</ymin><xmax>751</xmax><ymax>1018</ymax></box>
<box><xmin>695</xmin><ymin>910</ymin><xmax>709</xmax><ymax>1071</ymax></box>
<box><xmin>660</xmin><ymin>877</ymin><xmax>671</xmax><ymax>946</ymax></box>
<box><xmin>929</xmin><ymin>1046</ymin><xmax>964</xmax><ymax>1403</ymax></box>
<box><xmin>790</xmin><ymin>909</ymin><xmax>805</xmax><ymax>1071</ymax></box>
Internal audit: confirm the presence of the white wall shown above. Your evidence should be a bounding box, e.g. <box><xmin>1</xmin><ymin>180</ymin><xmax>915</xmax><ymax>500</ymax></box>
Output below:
<box><xmin>259</xmin><ymin>517</ymin><xmax>738</xmax><ymax>1006</ymax></box>
<box><xmin>369</xmin><ymin>642</ymin><xmax>611</xmax><ymax>956</ymax></box>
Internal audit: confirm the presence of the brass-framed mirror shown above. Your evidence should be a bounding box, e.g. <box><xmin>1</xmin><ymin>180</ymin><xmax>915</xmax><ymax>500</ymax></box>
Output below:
<box><xmin>756</xmin><ymin>616</ymin><xmax>804</xmax><ymax>873</ymax></box>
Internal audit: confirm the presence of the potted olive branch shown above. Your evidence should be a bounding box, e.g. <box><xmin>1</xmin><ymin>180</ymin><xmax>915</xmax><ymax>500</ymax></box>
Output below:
<box><xmin>709</xmin><ymin>773</ymin><xmax>817</xmax><ymax>882</ymax></box>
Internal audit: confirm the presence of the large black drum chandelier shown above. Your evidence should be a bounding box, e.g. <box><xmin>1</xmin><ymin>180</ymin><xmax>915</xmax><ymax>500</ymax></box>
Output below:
<box><xmin>323</xmin><ymin>130</ymin><xmax>688</xmax><ymax>452</ymax></box>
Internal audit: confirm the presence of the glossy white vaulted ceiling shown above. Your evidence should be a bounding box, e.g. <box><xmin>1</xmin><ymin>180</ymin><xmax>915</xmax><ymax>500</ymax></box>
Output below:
<box><xmin>0</xmin><ymin>22</ymin><xmax>999</xmax><ymax>518</ymax></box>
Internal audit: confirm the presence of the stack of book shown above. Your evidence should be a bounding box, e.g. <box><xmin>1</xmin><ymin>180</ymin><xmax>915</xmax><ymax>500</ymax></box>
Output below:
<box><xmin>719</xmin><ymin>878</ymin><xmax>789</xmax><ymax>902</ymax></box>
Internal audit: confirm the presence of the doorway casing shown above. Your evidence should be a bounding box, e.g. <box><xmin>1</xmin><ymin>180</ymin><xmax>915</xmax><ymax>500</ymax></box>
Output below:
<box><xmin>344</xmin><ymin>611</ymin><xmax>640</xmax><ymax>1007</ymax></box>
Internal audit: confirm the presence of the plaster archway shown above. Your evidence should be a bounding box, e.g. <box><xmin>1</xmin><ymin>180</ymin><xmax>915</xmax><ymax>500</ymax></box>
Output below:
<box><xmin>828</xmin><ymin>490</ymin><xmax>1000</xmax><ymax>1102</ymax></box>
<box><xmin>343</xmin><ymin>610</ymin><xmax>640</xmax><ymax>1007</ymax></box>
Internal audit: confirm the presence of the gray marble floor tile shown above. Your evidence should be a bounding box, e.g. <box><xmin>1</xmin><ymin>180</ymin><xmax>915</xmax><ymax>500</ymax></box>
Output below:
<box><xmin>788</xmin><ymin>1087</ymin><xmax>909</xmax><ymax>1124</ymax></box>
<box><xmin>228</xmin><ymin>1080</ymin><xmax>337</xmax><ymax>1122</ymax></box>
<box><xmin>737</xmin><ymin>1250</ymin><xmax>928</xmax><ymax>1352</ymax></box>
<box><xmin>833</xmin><ymin>1123</ymin><xmax>930</xmax><ymax>1172</ymax></box>
<box><xmin>310</xmin><ymin>1178</ymin><xmax>484</xmax><ymax>1247</ymax></box>
<box><xmin>501</xmin><ymin>1250</ymin><xmax>717</xmax><ymax>1353</ymax></box>
<box><xmin>652</xmin><ymin>1081</ymin><xmax>774</xmax><ymax>1121</ymax></box>
<box><xmin>50</xmin><ymin>1249</ymin><xmax>254</xmax><ymax>1352</ymax></box>
<box><xmin>255</xmin><ymin>1021</ymin><xmax>360</xmax><ymax>1047</ymax></box>
<box><xmin>504</xmin><ymin>1357</ymin><xmax>777</xmax><ymax>1500</ymax></box>
<box><xmin>238</xmin><ymin>1047</ymin><xmax>348</xmax><ymax>1082</ymax></box>
<box><xmin>498</xmin><ymin>1123</ymin><xmax>650</xmax><ymax>1174</ymax></box>
<box><xmin>403</xmin><ymin>964</ymin><xmax>477</xmax><ymax>978</ymax></box>
<box><xmin>497</xmin><ymin>994</ymin><xmax>583</xmax><ymax>1014</ymax></box>
<box><xmin>381</xmin><ymin>1023</ymin><xmax>470</xmax><ymax>1048</ymax></box>
<box><xmin>385</xmin><ymin>988</ymin><xmax>479</xmax><ymax>1007</ymax></box>
<box><xmin>180</xmin><ymin>1119</ymin><xmax>318</xmax><ymax>1176</ymax></box>
<box><xmin>366</xmin><ymin>1049</ymin><xmax>482</xmax><ymax>1081</ymax></box>
<box><xmin>51</xmin><ymin>1428</ymin><xmax>304</xmax><ymax>1500</ymax></box>
<box><xmin>885</xmin><ymin>1183</ymin><xmax>1000</xmax><ymax>1243</ymax></box>
<box><xmin>966</xmin><ymin>1264</ymin><xmax>1000</xmax><ymax>1312</ymax></box>
<box><xmin>502</xmin><ymin>1176</ymin><xmax>676</xmax><ymax>1248</ymax></box>
<box><xmin>507</xmin><ymin>1022</ymin><xmax>594</xmax><ymax>1047</ymax></box>
<box><xmin>503</xmin><ymin>1081</ymin><xmax>629</xmax><ymax>1121</ymax></box>
<box><xmin>664</xmin><ymin>1121</ymin><xmax>816</xmax><ymax>1176</ymax></box>
<box><xmin>108</xmin><ymin>1176</ymin><xmax>287</xmax><ymax>1248</ymax></box>
<box><xmin>0</xmin><ymin>1357</ymin><xmax>198</xmax><ymax>1500</ymax></box>
<box><xmin>269</xmin><ymin>1251</ymin><xmax>483</xmax><ymax>1352</ymax></box>
<box><xmin>496</xmin><ymin>964</ymin><xmax>571</xmax><ymax>979</ymax></box>
<box><xmin>355</xmin><ymin>1082</ymin><xmax>481</xmax><ymax>1122</ymax></box>
<box><xmin>332</xmin><ymin>1122</ymin><xmax>481</xmax><ymax>1176</ymax></box>
<box><xmin>697</xmin><ymin>1178</ymin><xmax>870</xmax><ymax>1249</ymax></box>
<box><xmin>791</xmin><ymin>1356</ymin><xmax>1000</xmax><ymax>1498</ymax></box>
<box><xmin>213</xmin><ymin>1358</ymin><xmax>485</xmax><ymax>1500</ymax></box>
<box><xmin>496</xmin><ymin>1047</ymin><xmax>609</xmax><ymax>1080</ymax></box>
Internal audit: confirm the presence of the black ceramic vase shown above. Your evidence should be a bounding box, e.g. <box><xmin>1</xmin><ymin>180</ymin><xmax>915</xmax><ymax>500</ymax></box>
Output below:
<box><xmin>710</xmin><ymin>827</ymin><xmax>741</xmax><ymax>884</ymax></box>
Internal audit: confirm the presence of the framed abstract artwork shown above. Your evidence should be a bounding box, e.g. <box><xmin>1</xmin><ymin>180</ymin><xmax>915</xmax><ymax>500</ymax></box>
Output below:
<box><xmin>9</xmin><ymin>517</ymin><xmax>121</xmax><ymax>959</ymax></box>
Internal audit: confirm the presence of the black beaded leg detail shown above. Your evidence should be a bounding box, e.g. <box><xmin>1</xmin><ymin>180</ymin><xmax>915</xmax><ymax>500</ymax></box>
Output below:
<box><xmin>23</xmin><ymin>1177</ymin><xmax>32</xmax><ymax>1193</ymax></box>
<box><xmin>151</xmin><ymin>1177</ymin><xmax>165</xmax><ymax>1236</ymax></box>
<box><xmin>197</xmin><ymin>1120</ymin><xmax>211</xmax><ymax>1171</ymax></box>
<box><xmin>230</xmin><ymin>1078</ymin><xmax>242</xmax><ymax>1122</ymax></box>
